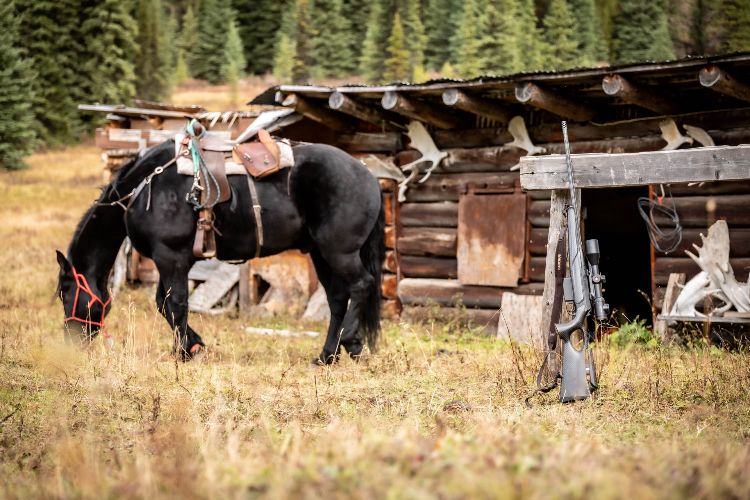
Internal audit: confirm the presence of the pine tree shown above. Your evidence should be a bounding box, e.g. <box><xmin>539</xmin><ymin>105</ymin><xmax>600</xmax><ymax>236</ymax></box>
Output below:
<box><xmin>541</xmin><ymin>0</ymin><xmax>580</xmax><ymax>70</ymax></box>
<box><xmin>719</xmin><ymin>0</ymin><xmax>750</xmax><ymax>52</ymax></box>
<box><xmin>134</xmin><ymin>0</ymin><xmax>173</xmax><ymax>100</ymax></box>
<box><xmin>403</xmin><ymin>0</ymin><xmax>427</xmax><ymax>80</ymax></box>
<box><xmin>193</xmin><ymin>0</ymin><xmax>230</xmax><ymax>83</ymax></box>
<box><xmin>311</xmin><ymin>0</ymin><xmax>356</xmax><ymax>78</ymax></box>
<box><xmin>292</xmin><ymin>0</ymin><xmax>315</xmax><ymax>83</ymax></box>
<box><xmin>233</xmin><ymin>0</ymin><xmax>287</xmax><ymax>75</ymax></box>
<box><xmin>478</xmin><ymin>0</ymin><xmax>522</xmax><ymax>75</ymax></box>
<box><xmin>383</xmin><ymin>12</ymin><xmax>410</xmax><ymax>81</ymax></box>
<box><xmin>273</xmin><ymin>33</ymin><xmax>297</xmax><ymax>80</ymax></box>
<box><xmin>341</xmin><ymin>0</ymin><xmax>372</xmax><ymax>64</ymax></box>
<box><xmin>612</xmin><ymin>0</ymin><xmax>675</xmax><ymax>63</ymax></box>
<box><xmin>79</xmin><ymin>0</ymin><xmax>138</xmax><ymax>105</ymax></box>
<box><xmin>359</xmin><ymin>0</ymin><xmax>388</xmax><ymax>81</ymax></box>
<box><xmin>16</xmin><ymin>0</ymin><xmax>84</xmax><ymax>145</ymax></box>
<box><xmin>569</xmin><ymin>0</ymin><xmax>607</xmax><ymax>64</ymax></box>
<box><xmin>424</xmin><ymin>0</ymin><xmax>460</xmax><ymax>70</ymax></box>
<box><xmin>0</xmin><ymin>1</ymin><xmax>36</xmax><ymax>169</ymax></box>
<box><xmin>517</xmin><ymin>0</ymin><xmax>545</xmax><ymax>71</ymax></box>
<box><xmin>222</xmin><ymin>16</ymin><xmax>246</xmax><ymax>106</ymax></box>
<box><xmin>451</xmin><ymin>0</ymin><xmax>484</xmax><ymax>78</ymax></box>
<box><xmin>178</xmin><ymin>5</ymin><xmax>199</xmax><ymax>77</ymax></box>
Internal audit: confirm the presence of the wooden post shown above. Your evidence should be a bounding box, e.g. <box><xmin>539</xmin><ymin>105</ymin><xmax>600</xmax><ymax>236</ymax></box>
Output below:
<box><xmin>699</xmin><ymin>65</ymin><xmax>750</xmax><ymax>103</ymax></box>
<box><xmin>654</xmin><ymin>273</ymin><xmax>686</xmax><ymax>342</ymax></box>
<box><xmin>441</xmin><ymin>89</ymin><xmax>512</xmax><ymax>123</ymax></box>
<box><xmin>515</xmin><ymin>82</ymin><xmax>596</xmax><ymax>122</ymax></box>
<box><xmin>381</xmin><ymin>91</ymin><xmax>461</xmax><ymax>129</ymax></box>
<box><xmin>602</xmin><ymin>74</ymin><xmax>680</xmax><ymax>115</ymax></box>
<box><xmin>537</xmin><ymin>190</ymin><xmax>576</xmax><ymax>375</ymax></box>
<box><xmin>238</xmin><ymin>262</ymin><xmax>251</xmax><ymax>315</ymax></box>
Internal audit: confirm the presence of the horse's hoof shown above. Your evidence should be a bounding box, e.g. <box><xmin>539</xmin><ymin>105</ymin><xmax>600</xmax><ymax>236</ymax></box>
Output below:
<box><xmin>190</xmin><ymin>343</ymin><xmax>202</xmax><ymax>355</ymax></box>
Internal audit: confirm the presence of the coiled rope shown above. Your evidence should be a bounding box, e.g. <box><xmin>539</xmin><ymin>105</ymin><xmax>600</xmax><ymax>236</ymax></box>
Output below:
<box><xmin>637</xmin><ymin>184</ymin><xmax>682</xmax><ymax>254</ymax></box>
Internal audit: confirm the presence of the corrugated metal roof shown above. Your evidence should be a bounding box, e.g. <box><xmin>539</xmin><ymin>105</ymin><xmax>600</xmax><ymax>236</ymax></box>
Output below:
<box><xmin>249</xmin><ymin>51</ymin><xmax>750</xmax><ymax>105</ymax></box>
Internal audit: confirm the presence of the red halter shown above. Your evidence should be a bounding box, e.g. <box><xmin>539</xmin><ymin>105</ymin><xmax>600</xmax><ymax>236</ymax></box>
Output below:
<box><xmin>64</xmin><ymin>266</ymin><xmax>111</xmax><ymax>329</ymax></box>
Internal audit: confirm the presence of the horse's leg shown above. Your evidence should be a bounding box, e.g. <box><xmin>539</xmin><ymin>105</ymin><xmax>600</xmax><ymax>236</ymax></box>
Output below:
<box><xmin>152</xmin><ymin>249</ymin><xmax>204</xmax><ymax>360</ymax></box>
<box><xmin>317</xmin><ymin>249</ymin><xmax>374</xmax><ymax>359</ymax></box>
<box><xmin>155</xmin><ymin>280</ymin><xmax>204</xmax><ymax>359</ymax></box>
<box><xmin>310</xmin><ymin>249</ymin><xmax>350</xmax><ymax>364</ymax></box>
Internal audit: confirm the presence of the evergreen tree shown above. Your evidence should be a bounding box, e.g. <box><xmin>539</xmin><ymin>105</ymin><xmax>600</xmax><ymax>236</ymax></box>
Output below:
<box><xmin>292</xmin><ymin>0</ymin><xmax>315</xmax><ymax>83</ymax></box>
<box><xmin>178</xmin><ymin>5</ymin><xmax>199</xmax><ymax>77</ymax></box>
<box><xmin>424</xmin><ymin>0</ymin><xmax>460</xmax><ymax>70</ymax></box>
<box><xmin>719</xmin><ymin>0</ymin><xmax>750</xmax><ymax>52</ymax></box>
<box><xmin>541</xmin><ymin>0</ymin><xmax>580</xmax><ymax>69</ymax></box>
<box><xmin>0</xmin><ymin>1</ymin><xmax>36</xmax><ymax>169</ymax></box>
<box><xmin>383</xmin><ymin>12</ymin><xmax>410</xmax><ymax>81</ymax></box>
<box><xmin>403</xmin><ymin>0</ymin><xmax>427</xmax><ymax>80</ymax></box>
<box><xmin>451</xmin><ymin>0</ymin><xmax>484</xmax><ymax>77</ymax></box>
<box><xmin>341</xmin><ymin>0</ymin><xmax>372</xmax><ymax>64</ymax></box>
<box><xmin>79</xmin><ymin>0</ymin><xmax>138</xmax><ymax>105</ymax></box>
<box><xmin>222</xmin><ymin>16</ymin><xmax>246</xmax><ymax>105</ymax></box>
<box><xmin>612</xmin><ymin>0</ymin><xmax>675</xmax><ymax>63</ymax></box>
<box><xmin>569</xmin><ymin>0</ymin><xmax>607</xmax><ymax>64</ymax></box>
<box><xmin>193</xmin><ymin>0</ymin><xmax>230</xmax><ymax>83</ymax></box>
<box><xmin>359</xmin><ymin>0</ymin><xmax>388</xmax><ymax>81</ymax></box>
<box><xmin>134</xmin><ymin>0</ymin><xmax>173</xmax><ymax>100</ymax></box>
<box><xmin>478</xmin><ymin>0</ymin><xmax>522</xmax><ymax>75</ymax></box>
<box><xmin>16</xmin><ymin>0</ymin><xmax>84</xmax><ymax>145</ymax></box>
<box><xmin>311</xmin><ymin>0</ymin><xmax>356</xmax><ymax>78</ymax></box>
<box><xmin>233</xmin><ymin>0</ymin><xmax>287</xmax><ymax>75</ymax></box>
<box><xmin>273</xmin><ymin>33</ymin><xmax>297</xmax><ymax>80</ymax></box>
<box><xmin>517</xmin><ymin>0</ymin><xmax>545</xmax><ymax>71</ymax></box>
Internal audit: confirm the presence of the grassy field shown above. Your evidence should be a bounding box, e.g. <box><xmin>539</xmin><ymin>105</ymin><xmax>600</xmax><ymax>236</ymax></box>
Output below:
<box><xmin>1</xmin><ymin>128</ymin><xmax>750</xmax><ymax>498</ymax></box>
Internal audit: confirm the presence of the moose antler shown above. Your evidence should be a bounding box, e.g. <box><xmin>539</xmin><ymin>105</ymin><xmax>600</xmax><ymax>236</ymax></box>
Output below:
<box><xmin>397</xmin><ymin>121</ymin><xmax>447</xmax><ymax>202</ymax></box>
<box><xmin>670</xmin><ymin>220</ymin><xmax>750</xmax><ymax>316</ymax></box>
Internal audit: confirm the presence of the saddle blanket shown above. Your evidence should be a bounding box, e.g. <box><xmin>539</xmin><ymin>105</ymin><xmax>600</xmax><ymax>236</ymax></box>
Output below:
<box><xmin>174</xmin><ymin>132</ymin><xmax>294</xmax><ymax>176</ymax></box>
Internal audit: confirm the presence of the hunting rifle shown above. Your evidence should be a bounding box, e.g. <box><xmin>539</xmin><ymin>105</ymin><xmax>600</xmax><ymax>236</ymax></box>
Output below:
<box><xmin>536</xmin><ymin>121</ymin><xmax>610</xmax><ymax>403</ymax></box>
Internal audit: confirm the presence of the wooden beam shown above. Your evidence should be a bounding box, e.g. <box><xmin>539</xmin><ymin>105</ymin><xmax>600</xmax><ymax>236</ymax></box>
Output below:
<box><xmin>400</xmin><ymin>202</ymin><xmax>458</xmax><ymax>227</ymax></box>
<box><xmin>699</xmin><ymin>65</ymin><xmax>750</xmax><ymax>103</ymax></box>
<box><xmin>398</xmin><ymin>278</ymin><xmax>543</xmax><ymax>309</ymax></box>
<box><xmin>337</xmin><ymin>132</ymin><xmax>402</xmax><ymax>152</ymax></box>
<box><xmin>602</xmin><ymin>74</ymin><xmax>680</xmax><ymax>115</ymax></box>
<box><xmin>381</xmin><ymin>91</ymin><xmax>460</xmax><ymax>129</ymax></box>
<box><xmin>442</xmin><ymin>89</ymin><xmax>513</xmax><ymax>123</ymax></box>
<box><xmin>279</xmin><ymin>93</ymin><xmax>352</xmax><ymax>132</ymax></box>
<box><xmin>328</xmin><ymin>92</ymin><xmax>399</xmax><ymax>128</ymax></box>
<box><xmin>520</xmin><ymin>144</ymin><xmax>750</xmax><ymax>190</ymax></box>
<box><xmin>515</xmin><ymin>82</ymin><xmax>596</xmax><ymax>122</ymax></box>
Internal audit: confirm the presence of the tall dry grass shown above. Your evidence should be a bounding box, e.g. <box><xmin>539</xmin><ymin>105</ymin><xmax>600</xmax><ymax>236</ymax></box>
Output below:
<box><xmin>1</xmin><ymin>142</ymin><xmax>750</xmax><ymax>498</ymax></box>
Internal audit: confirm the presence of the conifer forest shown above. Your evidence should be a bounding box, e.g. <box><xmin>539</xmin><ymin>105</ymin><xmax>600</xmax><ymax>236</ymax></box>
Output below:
<box><xmin>2</xmin><ymin>0</ymin><xmax>750</xmax><ymax>169</ymax></box>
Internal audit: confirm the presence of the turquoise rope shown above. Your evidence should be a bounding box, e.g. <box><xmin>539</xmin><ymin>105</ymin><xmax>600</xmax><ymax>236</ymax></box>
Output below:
<box><xmin>186</xmin><ymin>119</ymin><xmax>205</xmax><ymax>175</ymax></box>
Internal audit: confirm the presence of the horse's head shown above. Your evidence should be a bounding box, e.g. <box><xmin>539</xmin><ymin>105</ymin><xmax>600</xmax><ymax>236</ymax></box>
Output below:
<box><xmin>56</xmin><ymin>250</ymin><xmax>112</xmax><ymax>339</ymax></box>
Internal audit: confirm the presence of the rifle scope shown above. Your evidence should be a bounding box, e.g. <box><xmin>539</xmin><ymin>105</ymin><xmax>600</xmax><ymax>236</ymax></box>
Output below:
<box><xmin>585</xmin><ymin>239</ymin><xmax>610</xmax><ymax>321</ymax></box>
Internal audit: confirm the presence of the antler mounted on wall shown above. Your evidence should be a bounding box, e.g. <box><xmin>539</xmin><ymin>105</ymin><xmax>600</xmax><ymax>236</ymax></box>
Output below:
<box><xmin>397</xmin><ymin>121</ymin><xmax>447</xmax><ymax>202</ymax></box>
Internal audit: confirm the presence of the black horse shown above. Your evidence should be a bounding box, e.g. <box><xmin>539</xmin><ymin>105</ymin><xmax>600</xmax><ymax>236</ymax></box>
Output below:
<box><xmin>56</xmin><ymin>139</ymin><xmax>384</xmax><ymax>363</ymax></box>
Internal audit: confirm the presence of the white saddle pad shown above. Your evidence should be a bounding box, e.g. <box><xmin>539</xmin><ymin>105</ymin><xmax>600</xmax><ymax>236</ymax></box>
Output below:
<box><xmin>174</xmin><ymin>133</ymin><xmax>294</xmax><ymax>175</ymax></box>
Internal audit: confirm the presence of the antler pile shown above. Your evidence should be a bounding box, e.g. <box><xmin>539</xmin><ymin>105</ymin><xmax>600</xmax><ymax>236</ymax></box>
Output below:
<box><xmin>670</xmin><ymin>220</ymin><xmax>750</xmax><ymax>316</ymax></box>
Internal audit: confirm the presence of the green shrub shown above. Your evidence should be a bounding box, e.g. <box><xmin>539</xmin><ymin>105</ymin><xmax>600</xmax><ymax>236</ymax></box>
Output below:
<box><xmin>608</xmin><ymin>317</ymin><xmax>658</xmax><ymax>349</ymax></box>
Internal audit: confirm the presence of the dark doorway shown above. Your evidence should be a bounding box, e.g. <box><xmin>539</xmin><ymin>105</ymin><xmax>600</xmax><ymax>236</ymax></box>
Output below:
<box><xmin>582</xmin><ymin>187</ymin><xmax>653</xmax><ymax>325</ymax></box>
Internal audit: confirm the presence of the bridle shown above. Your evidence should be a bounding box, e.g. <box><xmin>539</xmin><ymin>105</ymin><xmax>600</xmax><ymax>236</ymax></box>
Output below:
<box><xmin>64</xmin><ymin>266</ymin><xmax>111</xmax><ymax>329</ymax></box>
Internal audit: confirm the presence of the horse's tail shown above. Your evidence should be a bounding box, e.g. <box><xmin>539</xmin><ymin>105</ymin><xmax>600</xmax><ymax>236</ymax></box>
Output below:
<box><xmin>360</xmin><ymin>195</ymin><xmax>386</xmax><ymax>350</ymax></box>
